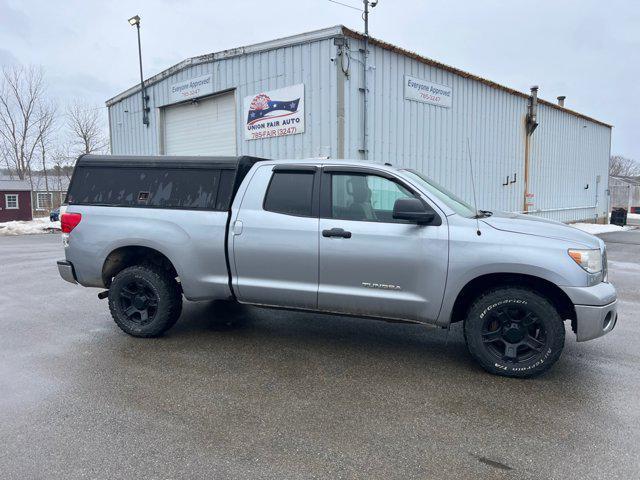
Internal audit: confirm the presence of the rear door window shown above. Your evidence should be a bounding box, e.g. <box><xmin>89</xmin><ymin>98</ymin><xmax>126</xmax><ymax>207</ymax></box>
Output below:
<box><xmin>215</xmin><ymin>170</ymin><xmax>237</xmax><ymax>210</ymax></box>
<box><xmin>263</xmin><ymin>171</ymin><xmax>315</xmax><ymax>217</ymax></box>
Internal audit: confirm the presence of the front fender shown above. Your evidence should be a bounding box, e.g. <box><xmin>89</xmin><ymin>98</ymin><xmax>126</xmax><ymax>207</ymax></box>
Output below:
<box><xmin>436</xmin><ymin>221</ymin><xmax>589</xmax><ymax>326</ymax></box>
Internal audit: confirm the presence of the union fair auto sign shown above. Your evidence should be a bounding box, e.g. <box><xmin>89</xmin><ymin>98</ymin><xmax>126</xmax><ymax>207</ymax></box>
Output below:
<box><xmin>404</xmin><ymin>75</ymin><xmax>452</xmax><ymax>108</ymax></box>
<box><xmin>243</xmin><ymin>84</ymin><xmax>305</xmax><ymax>140</ymax></box>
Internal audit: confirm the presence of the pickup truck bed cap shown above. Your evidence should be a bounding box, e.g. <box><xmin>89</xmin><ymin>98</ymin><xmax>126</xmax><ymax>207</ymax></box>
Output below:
<box><xmin>76</xmin><ymin>154</ymin><xmax>267</xmax><ymax>171</ymax></box>
<box><xmin>69</xmin><ymin>155</ymin><xmax>269</xmax><ymax>211</ymax></box>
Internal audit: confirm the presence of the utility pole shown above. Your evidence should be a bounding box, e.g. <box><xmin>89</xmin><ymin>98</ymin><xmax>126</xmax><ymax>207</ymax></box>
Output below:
<box><xmin>128</xmin><ymin>15</ymin><xmax>150</xmax><ymax>126</ymax></box>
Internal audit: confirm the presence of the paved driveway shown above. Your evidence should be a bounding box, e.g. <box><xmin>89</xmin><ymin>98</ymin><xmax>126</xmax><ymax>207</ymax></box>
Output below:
<box><xmin>599</xmin><ymin>228</ymin><xmax>640</xmax><ymax>244</ymax></box>
<box><xmin>0</xmin><ymin>233</ymin><xmax>638</xmax><ymax>479</ymax></box>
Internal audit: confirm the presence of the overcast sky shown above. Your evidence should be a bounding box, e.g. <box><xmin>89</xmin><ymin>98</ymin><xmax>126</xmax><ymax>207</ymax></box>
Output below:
<box><xmin>1</xmin><ymin>0</ymin><xmax>638</xmax><ymax>159</ymax></box>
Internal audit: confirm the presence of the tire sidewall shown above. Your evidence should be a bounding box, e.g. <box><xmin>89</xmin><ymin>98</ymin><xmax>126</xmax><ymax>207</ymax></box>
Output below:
<box><xmin>464</xmin><ymin>288</ymin><xmax>565</xmax><ymax>377</ymax></box>
<box><xmin>108</xmin><ymin>266</ymin><xmax>179</xmax><ymax>337</ymax></box>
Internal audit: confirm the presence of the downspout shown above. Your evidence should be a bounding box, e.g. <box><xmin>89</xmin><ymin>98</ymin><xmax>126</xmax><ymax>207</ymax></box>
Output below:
<box><xmin>362</xmin><ymin>0</ymin><xmax>369</xmax><ymax>160</ymax></box>
<box><xmin>594</xmin><ymin>175</ymin><xmax>600</xmax><ymax>223</ymax></box>
<box><xmin>524</xmin><ymin>86</ymin><xmax>539</xmax><ymax>212</ymax></box>
<box><xmin>606</xmin><ymin>128</ymin><xmax>613</xmax><ymax>223</ymax></box>
<box><xmin>335</xmin><ymin>37</ymin><xmax>347</xmax><ymax>159</ymax></box>
<box><xmin>523</xmin><ymin>134</ymin><xmax>531</xmax><ymax>212</ymax></box>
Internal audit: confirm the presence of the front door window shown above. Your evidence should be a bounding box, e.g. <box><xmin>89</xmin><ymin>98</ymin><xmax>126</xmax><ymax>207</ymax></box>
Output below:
<box><xmin>330</xmin><ymin>173</ymin><xmax>416</xmax><ymax>223</ymax></box>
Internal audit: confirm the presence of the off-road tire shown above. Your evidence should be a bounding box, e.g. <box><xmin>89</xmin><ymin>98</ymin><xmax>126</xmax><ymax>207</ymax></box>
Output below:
<box><xmin>108</xmin><ymin>264</ymin><xmax>182</xmax><ymax>337</ymax></box>
<box><xmin>464</xmin><ymin>287</ymin><xmax>565</xmax><ymax>378</ymax></box>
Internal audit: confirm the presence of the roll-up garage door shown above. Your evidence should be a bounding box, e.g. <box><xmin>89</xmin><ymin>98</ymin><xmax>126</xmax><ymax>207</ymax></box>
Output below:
<box><xmin>163</xmin><ymin>92</ymin><xmax>236</xmax><ymax>155</ymax></box>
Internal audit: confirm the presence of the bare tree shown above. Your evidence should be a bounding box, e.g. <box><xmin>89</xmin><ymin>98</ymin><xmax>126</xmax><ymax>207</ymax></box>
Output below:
<box><xmin>36</xmin><ymin>100</ymin><xmax>57</xmax><ymax>192</ymax></box>
<box><xmin>0</xmin><ymin>65</ymin><xmax>55</xmax><ymax>180</ymax></box>
<box><xmin>609</xmin><ymin>155</ymin><xmax>640</xmax><ymax>177</ymax></box>
<box><xmin>0</xmin><ymin>142</ymin><xmax>13</xmax><ymax>177</ymax></box>
<box><xmin>66</xmin><ymin>101</ymin><xmax>109</xmax><ymax>156</ymax></box>
<box><xmin>51</xmin><ymin>142</ymin><xmax>76</xmax><ymax>187</ymax></box>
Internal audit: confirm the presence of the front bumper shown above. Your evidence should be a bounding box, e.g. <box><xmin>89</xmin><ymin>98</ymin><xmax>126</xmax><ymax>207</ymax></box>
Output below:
<box><xmin>57</xmin><ymin>260</ymin><xmax>78</xmax><ymax>284</ymax></box>
<box><xmin>574</xmin><ymin>300</ymin><xmax>618</xmax><ymax>342</ymax></box>
<box><xmin>561</xmin><ymin>282</ymin><xmax>618</xmax><ymax>342</ymax></box>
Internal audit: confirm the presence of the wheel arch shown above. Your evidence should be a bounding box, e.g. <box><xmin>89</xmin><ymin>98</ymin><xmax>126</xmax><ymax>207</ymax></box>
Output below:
<box><xmin>449</xmin><ymin>273</ymin><xmax>576</xmax><ymax>327</ymax></box>
<box><xmin>102</xmin><ymin>245</ymin><xmax>179</xmax><ymax>288</ymax></box>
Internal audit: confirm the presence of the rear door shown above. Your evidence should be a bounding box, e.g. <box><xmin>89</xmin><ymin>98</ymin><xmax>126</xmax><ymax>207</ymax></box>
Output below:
<box><xmin>231</xmin><ymin>164</ymin><xmax>320</xmax><ymax>309</ymax></box>
<box><xmin>318</xmin><ymin>167</ymin><xmax>448</xmax><ymax>322</ymax></box>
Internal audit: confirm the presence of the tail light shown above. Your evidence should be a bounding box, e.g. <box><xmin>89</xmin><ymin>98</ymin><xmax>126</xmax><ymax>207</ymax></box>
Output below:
<box><xmin>61</xmin><ymin>213</ymin><xmax>82</xmax><ymax>233</ymax></box>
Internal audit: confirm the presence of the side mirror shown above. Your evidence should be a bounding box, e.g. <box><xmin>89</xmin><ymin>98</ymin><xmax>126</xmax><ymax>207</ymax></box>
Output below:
<box><xmin>392</xmin><ymin>198</ymin><xmax>435</xmax><ymax>225</ymax></box>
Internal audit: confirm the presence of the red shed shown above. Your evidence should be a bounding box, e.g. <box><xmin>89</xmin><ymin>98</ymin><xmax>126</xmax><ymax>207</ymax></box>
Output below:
<box><xmin>0</xmin><ymin>179</ymin><xmax>32</xmax><ymax>222</ymax></box>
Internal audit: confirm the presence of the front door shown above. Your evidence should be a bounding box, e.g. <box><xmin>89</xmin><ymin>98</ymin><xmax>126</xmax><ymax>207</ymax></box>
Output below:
<box><xmin>318</xmin><ymin>168</ymin><xmax>448</xmax><ymax>322</ymax></box>
<box><xmin>232</xmin><ymin>164</ymin><xmax>320</xmax><ymax>310</ymax></box>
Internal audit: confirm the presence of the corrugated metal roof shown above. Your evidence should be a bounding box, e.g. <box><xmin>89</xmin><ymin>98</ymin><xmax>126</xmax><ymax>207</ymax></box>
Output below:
<box><xmin>0</xmin><ymin>175</ymin><xmax>70</xmax><ymax>192</ymax></box>
<box><xmin>610</xmin><ymin>175</ymin><xmax>640</xmax><ymax>186</ymax></box>
<box><xmin>0</xmin><ymin>179</ymin><xmax>31</xmax><ymax>191</ymax></box>
<box><xmin>105</xmin><ymin>25</ymin><xmax>611</xmax><ymax>128</ymax></box>
<box><xmin>341</xmin><ymin>27</ymin><xmax>612</xmax><ymax>128</ymax></box>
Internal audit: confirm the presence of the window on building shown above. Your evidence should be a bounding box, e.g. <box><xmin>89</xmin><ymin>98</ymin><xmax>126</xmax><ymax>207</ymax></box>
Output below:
<box><xmin>263</xmin><ymin>171</ymin><xmax>315</xmax><ymax>217</ymax></box>
<box><xmin>330</xmin><ymin>173</ymin><xmax>416</xmax><ymax>223</ymax></box>
<box><xmin>5</xmin><ymin>194</ymin><xmax>19</xmax><ymax>209</ymax></box>
<box><xmin>36</xmin><ymin>192</ymin><xmax>53</xmax><ymax>210</ymax></box>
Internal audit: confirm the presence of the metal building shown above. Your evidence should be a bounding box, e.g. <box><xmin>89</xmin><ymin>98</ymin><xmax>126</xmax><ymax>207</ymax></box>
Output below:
<box><xmin>609</xmin><ymin>176</ymin><xmax>640</xmax><ymax>212</ymax></box>
<box><xmin>107</xmin><ymin>25</ymin><xmax>612</xmax><ymax>223</ymax></box>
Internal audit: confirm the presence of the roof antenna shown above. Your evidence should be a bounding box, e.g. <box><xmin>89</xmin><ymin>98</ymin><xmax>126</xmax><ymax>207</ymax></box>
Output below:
<box><xmin>466</xmin><ymin>137</ymin><xmax>481</xmax><ymax>236</ymax></box>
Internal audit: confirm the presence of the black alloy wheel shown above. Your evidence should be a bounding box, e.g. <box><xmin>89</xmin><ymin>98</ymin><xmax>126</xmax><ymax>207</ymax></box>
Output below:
<box><xmin>119</xmin><ymin>279</ymin><xmax>159</xmax><ymax>325</ymax></box>
<box><xmin>480</xmin><ymin>305</ymin><xmax>547</xmax><ymax>364</ymax></box>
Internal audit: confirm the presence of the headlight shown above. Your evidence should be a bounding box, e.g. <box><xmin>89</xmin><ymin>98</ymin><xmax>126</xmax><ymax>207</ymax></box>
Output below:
<box><xmin>568</xmin><ymin>249</ymin><xmax>603</xmax><ymax>274</ymax></box>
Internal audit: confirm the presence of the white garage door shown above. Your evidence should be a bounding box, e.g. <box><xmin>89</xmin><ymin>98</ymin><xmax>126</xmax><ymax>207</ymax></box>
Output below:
<box><xmin>163</xmin><ymin>92</ymin><xmax>236</xmax><ymax>155</ymax></box>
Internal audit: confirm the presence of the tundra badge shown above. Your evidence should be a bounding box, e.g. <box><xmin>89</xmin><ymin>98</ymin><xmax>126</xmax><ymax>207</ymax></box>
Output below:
<box><xmin>361</xmin><ymin>282</ymin><xmax>402</xmax><ymax>291</ymax></box>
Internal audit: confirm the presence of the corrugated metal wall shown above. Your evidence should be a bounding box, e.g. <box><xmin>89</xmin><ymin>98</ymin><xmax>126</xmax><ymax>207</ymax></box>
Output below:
<box><xmin>109</xmin><ymin>30</ymin><xmax>611</xmax><ymax>223</ymax></box>
<box><xmin>347</xmin><ymin>37</ymin><xmax>611</xmax><ymax>222</ymax></box>
<box><xmin>109</xmin><ymin>37</ymin><xmax>338</xmax><ymax>159</ymax></box>
<box><xmin>528</xmin><ymin>103</ymin><xmax>611</xmax><ymax>222</ymax></box>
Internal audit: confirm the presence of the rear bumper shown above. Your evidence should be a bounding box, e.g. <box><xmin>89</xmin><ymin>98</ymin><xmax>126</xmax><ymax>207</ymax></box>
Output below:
<box><xmin>57</xmin><ymin>260</ymin><xmax>78</xmax><ymax>284</ymax></box>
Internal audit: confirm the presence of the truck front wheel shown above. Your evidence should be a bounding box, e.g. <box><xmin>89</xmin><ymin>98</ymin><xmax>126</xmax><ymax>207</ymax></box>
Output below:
<box><xmin>108</xmin><ymin>265</ymin><xmax>182</xmax><ymax>337</ymax></box>
<box><xmin>463</xmin><ymin>287</ymin><xmax>565</xmax><ymax>378</ymax></box>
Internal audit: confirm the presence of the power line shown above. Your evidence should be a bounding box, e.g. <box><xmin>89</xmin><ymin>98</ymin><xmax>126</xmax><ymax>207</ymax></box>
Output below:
<box><xmin>327</xmin><ymin>0</ymin><xmax>362</xmax><ymax>12</ymax></box>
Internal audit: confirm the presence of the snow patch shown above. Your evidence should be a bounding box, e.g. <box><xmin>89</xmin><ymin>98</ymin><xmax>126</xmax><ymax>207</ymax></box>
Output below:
<box><xmin>0</xmin><ymin>217</ymin><xmax>61</xmax><ymax>236</ymax></box>
<box><xmin>569</xmin><ymin>223</ymin><xmax>633</xmax><ymax>235</ymax></box>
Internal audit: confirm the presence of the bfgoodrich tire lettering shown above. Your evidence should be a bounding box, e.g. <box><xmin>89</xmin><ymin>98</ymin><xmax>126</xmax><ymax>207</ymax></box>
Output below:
<box><xmin>464</xmin><ymin>287</ymin><xmax>565</xmax><ymax>378</ymax></box>
<box><xmin>108</xmin><ymin>265</ymin><xmax>182</xmax><ymax>338</ymax></box>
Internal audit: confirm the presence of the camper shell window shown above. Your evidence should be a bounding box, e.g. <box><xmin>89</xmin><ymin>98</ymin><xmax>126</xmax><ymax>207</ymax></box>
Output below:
<box><xmin>66</xmin><ymin>155</ymin><xmax>265</xmax><ymax>212</ymax></box>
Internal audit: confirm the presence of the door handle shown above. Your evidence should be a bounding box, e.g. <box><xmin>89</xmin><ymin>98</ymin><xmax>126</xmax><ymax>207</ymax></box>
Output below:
<box><xmin>322</xmin><ymin>228</ymin><xmax>352</xmax><ymax>239</ymax></box>
<box><xmin>232</xmin><ymin>220</ymin><xmax>243</xmax><ymax>235</ymax></box>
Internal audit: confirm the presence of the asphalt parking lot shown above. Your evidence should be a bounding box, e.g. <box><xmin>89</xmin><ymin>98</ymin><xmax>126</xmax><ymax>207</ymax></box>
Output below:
<box><xmin>1</xmin><ymin>233</ymin><xmax>639</xmax><ymax>480</ymax></box>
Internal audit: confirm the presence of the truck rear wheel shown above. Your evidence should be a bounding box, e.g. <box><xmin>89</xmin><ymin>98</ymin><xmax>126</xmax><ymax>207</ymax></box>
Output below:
<box><xmin>463</xmin><ymin>287</ymin><xmax>565</xmax><ymax>378</ymax></box>
<box><xmin>108</xmin><ymin>265</ymin><xmax>182</xmax><ymax>337</ymax></box>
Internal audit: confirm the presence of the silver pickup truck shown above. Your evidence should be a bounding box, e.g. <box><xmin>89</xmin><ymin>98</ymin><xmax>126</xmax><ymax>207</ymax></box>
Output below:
<box><xmin>58</xmin><ymin>155</ymin><xmax>617</xmax><ymax>377</ymax></box>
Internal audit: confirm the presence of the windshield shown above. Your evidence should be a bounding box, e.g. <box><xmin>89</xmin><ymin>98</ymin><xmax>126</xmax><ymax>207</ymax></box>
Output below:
<box><xmin>402</xmin><ymin>169</ymin><xmax>476</xmax><ymax>218</ymax></box>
